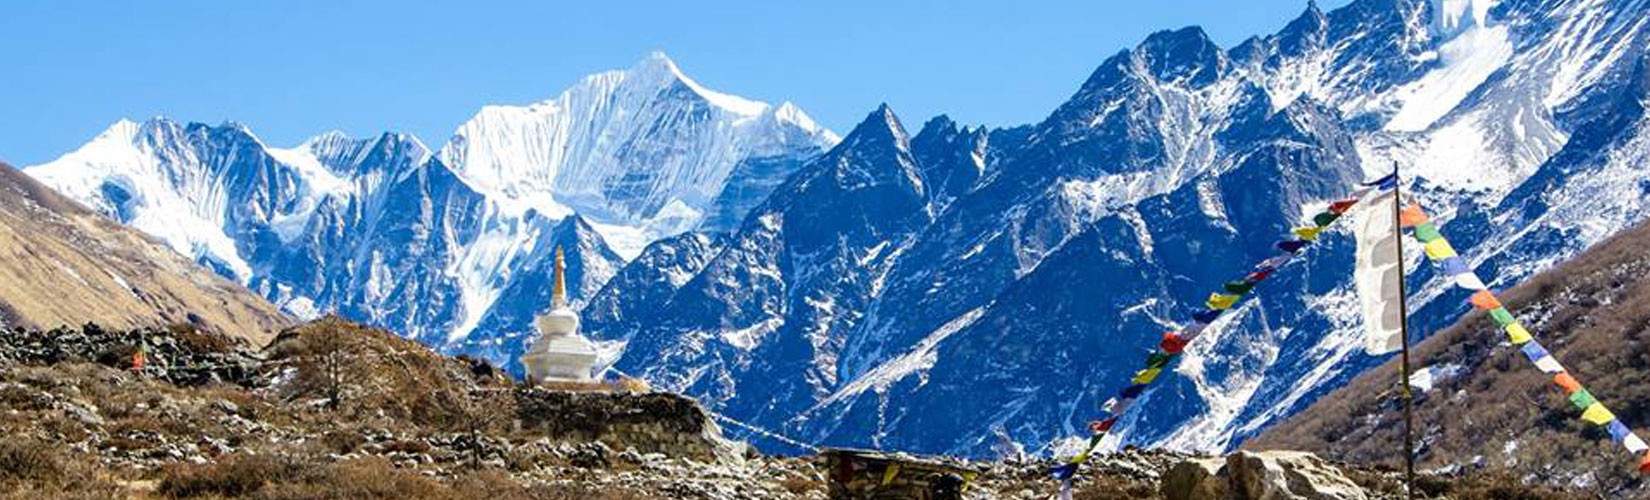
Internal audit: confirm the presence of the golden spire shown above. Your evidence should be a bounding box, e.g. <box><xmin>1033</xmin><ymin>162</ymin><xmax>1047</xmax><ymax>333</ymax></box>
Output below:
<box><xmin>552</xmin><ymin>246</ymin><xmax>567</xmax><ymax>308</ymax></box>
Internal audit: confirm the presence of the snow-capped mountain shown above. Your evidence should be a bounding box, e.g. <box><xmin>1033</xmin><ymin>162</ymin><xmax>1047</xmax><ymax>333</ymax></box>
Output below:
<box><xmin>439</xmin><ymin>52</ymin><xmax>839</xmax><ymax>253</ymax></box>
<box><xmin>24</xmin><ymin>53</ymin><xmax>834</xmax><ymax>371</ymax></box>
<box><xmin>586</xmin><ymin>0</ymin><xmax>1650</xmax><ymax>457</ymax></box>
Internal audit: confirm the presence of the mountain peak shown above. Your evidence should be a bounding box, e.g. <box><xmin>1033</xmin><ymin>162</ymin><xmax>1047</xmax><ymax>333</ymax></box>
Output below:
<box><xmin>623</xmin><ymin>51</ymin><xmax>767</xmax><ymax>117</ymax></box>
<box><xmin>1136</xmin><ymin>26</ymin><xmax>1229</xmax><ymax>86</ymax></box>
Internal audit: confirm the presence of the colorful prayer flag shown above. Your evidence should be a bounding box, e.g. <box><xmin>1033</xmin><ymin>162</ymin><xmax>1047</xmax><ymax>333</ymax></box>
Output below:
<box><xmin>1611</xmin><ymin>420</ymin><xmax>1633</xmax><ymax>443</ymax></box>
<box><xmin>1505</xmin><ymin>323</ymin><xmax>1532</xmax><ymax>344</ymax></box>
<box><xmin>1521</xmin><ymin>341</ymin><xmax>1550</xmax><ymax>363</ymax></box>
<box><xmin>1440</xmin><ymin>256</ymin><xmax>1471</xmax><ymax>276</ymax></box>
<box><xmin>1627</xmin><ymin>434</ymin><xmax>1649</xmax><ymax>454</ymax></box>
<box><xmin>1489</xmin><ymin>307</ymin><xmax>1516</xmax><ymax>326</ymax></box>
<box><xmin>1278</xmin><ymin>239</ymin><xmax>1310</xmax><ymax>253</ymax></box>
<box><xmin>1639</xmin><ymin>451</ymin><xmax>1650</xmax><ymax>474</ymax></box>
<box><xmin>1455</xmin><ymin>272</ymin><xmax>1489</xmax><ymax>291</ymax></box>
<box><xmin>1225</xmin><ymin>280</ymin><xmax>1256</xmax><ymax>295</ymax></box>
<box><xmin>1294</xmin><ymin>227</ymin><xmax>1324</xmax><ymax>240</ymax></box>
<box><xmin>1120</xmin><ymin>384</ymin><xmax>1147</xmax><ymax>399</ymax></box>
<box><xmin>1399</xmin><ymin>204</ymin><xmax>1429</xmax><ymax>227</ymax></box>
<box><xmin>1469</xmin><ymin>290</ymin><xmax>1503</xmax><ymax>311</ymax></box>
<box><xmin>1582</xmin><ymin>403</ymin><xmax>1616</xmax><ymax>425</ymax></box>
<box><xmin>1182</xmin><ymin>322</ymin><xmax>1209</xmax><ymax>339</ymax></box>
<box><xmin>1535</xmin><ymin>355</ymin><xmax>1565</xmax><ymax>374</ymax></box>
<box><xmin>1570</xmin><ymin>388</ymin><xmax>1597</xmax><ymax>409</ymax></box>
<box><xmin>1160</xmin><ymin>332</ymin><xmax>1188</xmax><ymax>353</ymax></box>
<box><xmin>1364</xmin><ymin>173</ymin><xmax>1398</xmax><ymax>190</ymax></box>
<box><xmin>1328</xmin><ymin>199</ymin><xmax>1358</xmax><ymax>214</ymax></box>
<box><xmin>1193</xmin><ymin>309</ymin><xmax>1222</xmax><ymax>324</ymax></box>
<box><xmin>1208</xmin><ymin>293</ymin><xmax>1240</xmax><ymax>310</ymax></box>
<box><xmin>1424</xmin><ymin>238</ymin><xmax>1457</xmax><ymax>260</ymax></box>
<box><xmin>1131</xmin><ymin>368</ymin><xmax>1162</xmax><ymax>385</ymax></box>
<box><xmin>1091</xmin><ymin>417</ymin><xmax>1118</xmax><ymax>433</ymax></box>
<box><xmin>1145</xmin><ymin>352</ymin><xmax>1173</xmax><ymax>369</ymax></box>
<box><xmin>1413</xmin><ymin>222</ymin><xmax>1442</xmax><ymax>242</ymax></box>
<box><xmin>1554</xmin><ymin>372</ymin><xmax>1582</xmax><ymax>394</ymax></box>
<box><xmin>1313</xmin><ymin>212</ymin><xmax>1339</xmax><ymax>227</ymax></box>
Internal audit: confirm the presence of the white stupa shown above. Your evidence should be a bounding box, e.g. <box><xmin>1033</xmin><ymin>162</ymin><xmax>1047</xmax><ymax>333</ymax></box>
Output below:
<box><xmin>520</xmin><ymin>246</ymin><xmax>599</xmax><ymax>383</ymax></box>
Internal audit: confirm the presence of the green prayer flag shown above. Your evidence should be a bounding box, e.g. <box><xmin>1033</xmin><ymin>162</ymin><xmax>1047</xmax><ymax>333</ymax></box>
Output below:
<box><xmin>1414</xmin><ymin>222</ymin><xmax>1442</xmax><ymax>243</ymax></box>
<box><xmin>1490</xmin><ymin>307</ymin><xmax>1515</xmax><ymax>326</ymax></box>
<box><xmin>1313</xmin><ymin>211</ymin><xmax>1339</xmax><ymax>227</ymax></box>
<box><xmin>1570</xmin><ymin>388</ymin><xmax>1597</xmax><ymax>410</ymax></box>
<box><xmin>1145</xmin><ymin>352</ymin><xmax>1173</xmax><ymax>369</ymax></box>
<box><xmin>1224</xmin><ymin>280</ymin><xmax>1255</xmax><ymax>295</ymax></box>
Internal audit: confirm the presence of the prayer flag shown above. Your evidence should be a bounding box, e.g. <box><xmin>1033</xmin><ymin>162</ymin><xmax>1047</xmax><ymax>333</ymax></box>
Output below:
<box><xmin>1208</xmin><ymin>293</ymin><xmax>1240</xmax><ymax>310</ymax></box>
<box><xmin>1627</xmin><ymin>434</ymin><xmax>1649</xmax><ymax>454</ymax></box>
<box><xmin>1399</xmin><ymin>204</ymin><xmax>1429</xmax><ymax>227</ymax></box>
<box><xmin>1521</xmin><ymin>341</ymin><xmax>1550</xmax><ymax>364</ymax></box>
<box><xmin>1161</xmin><ymin>332</ymin><xmax>1188</xmax><ymax>353</ymax></box>
<box><xmin>1569</xmin><ymin>388</ymin><xmax>1597</xmax><ymax>409</ymax></box>
<box><xmin>1505</xmin><ymin>323</ymin><xmax>1532</xmax><ymax>344</ymax></box>
<box><xmin>1132</xmin><ymin>368</ymin><xmax>1162</xmax><ymax>385</ymax></box>
<box><xmin>1145</xmin><ymin>352</ymin><xmax>1173</xmax><ymax>369</ymax></box>
<box><xmin>1247</xmin><ymin>270</ymin><xmax>1273</xmax><ymax>282</ymax></box>
<box><xmin>1490</xmin><ymin>307</ymin><xmax>1516</xmax><ymax>326</ymax></box>
<box><xmin>1440</xmin><ymin>256</ymin><xmax>1471</xmax><ymax>276</ymax></box>
<box><xmin>1225</xmin><ymin>281</ymin><xmax>1256</xmax><ymax>295</ymax></box>
<box><xmin>1261</xmin><ymin>254</ymin><xmax>1293</xmax><ymax>269</ymax></box>
<box><xmin>1582</xmin><ymin>403</ymin><xmax>1616</xmax><ymax>425</ymax></box>
<box><xmin>1611</xmin><ymin>420</ymin><xmax>1633</xmax><ymax>444</ymax></box>
<box><xmin>1469</xmin><ymin>290</ymin><xmax>1503</xmax><ymax>311</ymax></box>
<box><xmin>1183</xmin><ymin>322</ymin><xmax>1209</xmax><ymax>339</ymax></box>
<box><xmin>1313</xmin><ymin>212</ymin><xmax>1340</xmax><ymax>227</ymax></box>
<box><xmin>1413</xmin><ymin>222</ymin><xmax>1442</xmax><ymax>243</ymax></box>
<box><xmin>1424</xmin><ymin>238</ymin><xmax>1458</xmax><ymax>260</ymax></box>
<box><xmin>1328</xmin><ymin>199</ymin><xmax>1358</xmax><ymax>214</ymax></box>
<box><xmin>1364</xmin><ymin>173</ymin><xmax>1398</xmax><ymax>190</ymax></box>
<box><xmin>1294</xmin><ymin>227</ymin><xmax>1324</xmax><ymax>240</ymax></box>
<box><xmin>1278</xmin><ymin>239</ymin><xmax>1310</xmax><ymax>253</ymax></box>
<box><xmin>1353</xmin><ymin>189</ymin><xmax>1404</xmax><ymax>354</ymax></box>
<box><xmin>1535</xmin><ymin>355</ymin><xmax>1565</xmax><ymax>374</ymax></box>
<box><xmin>1639</xmin><ymin>451</ymin><xmax>1650</xmax><ymax>474</ymax></box>
<box><xmin>1091</xmin><ymin>417</ymin><xmax>1118</xmax><ymax>433</ymax></box>
<box><xmin>1193</xmin><ymin>309</ymin><xmax>1222</xmax><ymax>324</ymax></box>
<box><xmin>1554</xmin><ymin>372</ymin><xmax>1582</xmax><ymax>394</ymax></box>
<box><xmin>1120</xmin><ymin>384</ymin><xmax>1147</xmax><ymax>399</ymax></box>
<box><xmin>1456</xmin><ymin>272</ymin><xmax>1489</xmax><ymax>291</ymax></box>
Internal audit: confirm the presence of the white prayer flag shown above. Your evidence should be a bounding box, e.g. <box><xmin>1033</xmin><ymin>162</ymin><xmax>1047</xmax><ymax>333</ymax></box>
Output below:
<box><xmin>1354</xmin><ymin>190</ymin><xmax>1405</xmax><ymax>354</ymax></box>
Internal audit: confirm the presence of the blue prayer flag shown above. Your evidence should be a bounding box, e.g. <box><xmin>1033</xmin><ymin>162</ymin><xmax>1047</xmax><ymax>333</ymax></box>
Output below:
<box><xmin>1520</xmin><ymin>341</ymin><xmax>1549</xmax><ymax>364</ymax></box>
<box><xmin>1193</xmin><ymin>309</ymin><xmax>1222</xmax><ymax>324</ymax></box>
<box><xmin>1441</xmin><ymin>256</ymin><xmax>1471</xmax><ymax>276</ymax></box>
<box><xmin>1610</xmin><ymin>419</ymin><xmax>1632</xmax><ymax>443</ymax></box>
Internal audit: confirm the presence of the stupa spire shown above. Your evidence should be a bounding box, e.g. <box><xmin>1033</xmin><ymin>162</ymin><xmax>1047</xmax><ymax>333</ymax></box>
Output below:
<box><xmin>552</xmin><ymin>246</ymin><xmax>567</xmax><ymax>308</ymax></box>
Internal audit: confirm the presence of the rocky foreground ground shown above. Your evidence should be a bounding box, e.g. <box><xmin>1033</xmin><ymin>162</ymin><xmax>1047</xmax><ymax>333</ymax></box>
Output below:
<box><xmin>0</xmin><ymin>318</ymin><xmax>1586</xmax><ymax>499</ymax></box>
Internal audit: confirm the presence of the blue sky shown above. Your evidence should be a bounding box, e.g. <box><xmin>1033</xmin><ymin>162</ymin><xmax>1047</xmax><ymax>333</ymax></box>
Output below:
<box><xmin>0</xmin><ymin>1</ymin><xmax>1348</xmax><ymax>166</ymax></box>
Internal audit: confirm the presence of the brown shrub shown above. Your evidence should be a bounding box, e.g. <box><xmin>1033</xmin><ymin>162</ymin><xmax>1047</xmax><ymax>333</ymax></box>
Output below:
<box><xmin>159</xmin><ymin>453</ymin><xmax>309</xmax><ymax>497</ymax></box>
<box><xmin>0</xmin><ymin>439</ymin><xmax>65</xmax><ymax>484</ymax></box>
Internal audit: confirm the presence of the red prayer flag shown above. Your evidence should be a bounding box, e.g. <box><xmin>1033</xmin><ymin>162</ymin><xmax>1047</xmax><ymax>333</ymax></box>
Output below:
<box><xmin>1639</xmin><ymin>451</ymin><xmax>1650</xmax><ymax>474</ymax></box>
<box><xmin>1090</xmin><ymin>417</ymin><xmax>1117</xmax><ymax>433</ymax></box>
<box><xmin>1469</xmin><ymin>290</ymin><xmax>1502</xmax><ymax>311</ymax></box>
<box><xmin>132</xmin><ymin>349</ymin><xmax>146</xmax><ymax>370</ymax></box>
<box><xmin>1328</xmin><ymin>199</ymin><xmax>1358</xmax><ymax>214</ymax></box>
<box><xmin>1160</xmin><ymin>332</ymin><xmax>1187</xmax><ymax>354</ymax></box>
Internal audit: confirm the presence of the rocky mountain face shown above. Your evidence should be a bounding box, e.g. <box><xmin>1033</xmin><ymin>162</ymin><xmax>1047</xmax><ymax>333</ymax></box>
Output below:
<box><xmin>586</xmin><ymin>0</ymin><xmax>1650</xmax><ymax>459</ymax></box>
<box><xmin>1249</xmin><ymin>219</ymin><xmax>1650</xmax><ymax>495</ymax></box>
<box><xmin>23</xmin><ymin>54</ymin><xmax>833</xmax><ymax>370</ymax></box>
<box><xmin>0</xmin><ymin>163</ymin><xmax>287</xmax><ymax>345</ymax></box>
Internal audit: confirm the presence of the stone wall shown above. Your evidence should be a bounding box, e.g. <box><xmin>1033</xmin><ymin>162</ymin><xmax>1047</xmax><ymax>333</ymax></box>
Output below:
<box><xmin>514</xmin><ymin>388</ymin><xmax>745</xmax><ymax>462</ymax></box>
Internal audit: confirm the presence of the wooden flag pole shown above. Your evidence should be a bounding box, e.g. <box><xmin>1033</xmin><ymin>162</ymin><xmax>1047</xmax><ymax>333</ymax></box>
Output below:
<box><xmin>1392</xmin><ymin>161</ymin><xmax>1416</xmax><ymax>500</ymax></box>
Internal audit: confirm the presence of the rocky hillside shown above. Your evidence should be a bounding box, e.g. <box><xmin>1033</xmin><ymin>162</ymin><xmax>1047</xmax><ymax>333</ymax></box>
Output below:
<box><xmin>0</xmin><ymin>316</ymin><xmax>1580</xmax><ymax>499</ymax></box>
<box><xmin>1249</xmin><ymin>219</ymin><xmax>1650</xmax><ymax>495</ymax></box>
<box><xmin>0</xmin><ymin>162</ymin><xmax>287</xmax><ymax>345</ymax></box>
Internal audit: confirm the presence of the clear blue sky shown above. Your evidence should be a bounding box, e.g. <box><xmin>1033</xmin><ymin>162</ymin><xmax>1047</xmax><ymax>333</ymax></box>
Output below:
<box><xmin>0</xmin><ymin>1</ymin><xmax>1348</xmax><ymax>166</ymax></box>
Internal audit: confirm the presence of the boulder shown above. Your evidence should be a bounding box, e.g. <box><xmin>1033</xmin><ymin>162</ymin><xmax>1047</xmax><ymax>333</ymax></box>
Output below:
<box><xmin>1161</xmin><ymin>457</ymin><xmax>1228</xmax><ymax>500</ymax></box>
<box><xmin>1226</xmin><ymin>451</ymin><xmax>1368</xmax><ymax>500</ymax></box>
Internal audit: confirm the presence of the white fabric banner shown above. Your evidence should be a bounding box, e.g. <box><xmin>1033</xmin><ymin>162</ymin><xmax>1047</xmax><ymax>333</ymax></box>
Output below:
<box><xmin>1354</xmin><ymin>191</ymin><xmax>1405</xmax><ymax>354</ymax></box>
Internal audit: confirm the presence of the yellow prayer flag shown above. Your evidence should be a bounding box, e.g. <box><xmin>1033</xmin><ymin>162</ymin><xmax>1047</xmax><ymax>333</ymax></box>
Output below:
<box><xmin>1505</xmin><ymin>323</ymin><xmax>1533</xmax><ymax>344</ymax></box>
<box><xmin>1582</xmin><ymin>402</ymin><xmax>1617</xmax><ymax>425</ymax></box>
<box><xmin>1132</xmin><ymin>368</ymin><xmax>1162</xmax><ymax>385</ymax></box>
<box><xmin>1424</xmin><ymin>238</ymin><xmax>1458</xmax><ymax>260</ymax></box>
<box><xmin>1293</xmin><ymin>227</ymin><xmax>1324</xmax><ymax>241</ymax></box>
<box><xmin>1207</xmin><ymin>293</ymin><xmax>1240</xmax><ymax>310</ymax></box>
